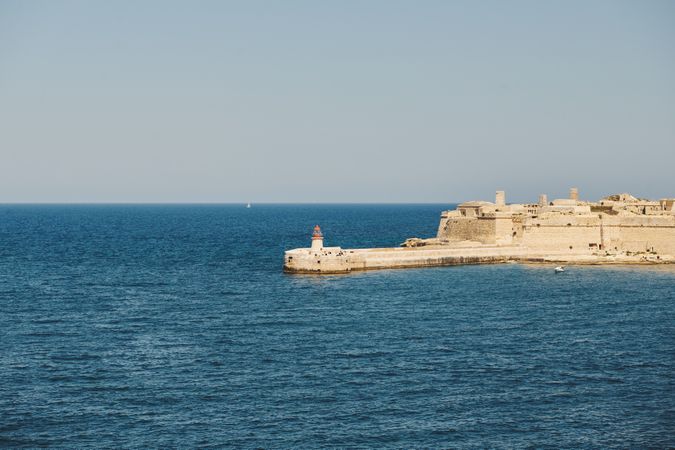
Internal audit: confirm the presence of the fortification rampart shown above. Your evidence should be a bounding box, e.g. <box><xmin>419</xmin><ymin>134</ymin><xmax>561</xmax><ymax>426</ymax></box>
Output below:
<box><xmin>284</xmin><ymin>189</ymin><xmax>675</xmax><ymax>274</ymax></box>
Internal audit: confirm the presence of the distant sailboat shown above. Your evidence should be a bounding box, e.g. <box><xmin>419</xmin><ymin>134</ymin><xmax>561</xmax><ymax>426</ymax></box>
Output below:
<box><xmin>246</xmin><ymin>202</ymin><xmax>251</xmax><ymax>209</ymax></box>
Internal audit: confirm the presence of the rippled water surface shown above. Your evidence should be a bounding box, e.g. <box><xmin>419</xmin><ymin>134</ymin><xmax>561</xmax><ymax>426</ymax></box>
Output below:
<box><xmin>1</xmin><ymin>204</ymin><xmax>674</xmax><ymax>448</ymax></box>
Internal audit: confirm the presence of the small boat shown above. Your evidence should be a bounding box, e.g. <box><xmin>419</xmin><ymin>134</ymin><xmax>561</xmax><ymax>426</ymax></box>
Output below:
<box><xmin>246</xmin><ymin>202</ymin><xmax>251</xmax><ymax>208</ymax></box>
<box><xmin>554</xmin><ymin>266</ymin><xmax>565</xmax><ymax>273</ymax></box>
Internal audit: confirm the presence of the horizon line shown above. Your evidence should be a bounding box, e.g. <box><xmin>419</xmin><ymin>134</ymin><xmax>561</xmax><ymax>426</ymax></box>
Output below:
<box><xmin>0</xmin><ymin>201</ymin><xmax>462</xmax><ymax>205</ymax></box>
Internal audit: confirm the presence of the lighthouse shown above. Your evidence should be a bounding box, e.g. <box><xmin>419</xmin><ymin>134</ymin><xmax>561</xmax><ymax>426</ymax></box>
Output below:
<box><xmin>310</xmin><ymin>225</ymin><xmax>323</xmax><ymax>252</ymax></box>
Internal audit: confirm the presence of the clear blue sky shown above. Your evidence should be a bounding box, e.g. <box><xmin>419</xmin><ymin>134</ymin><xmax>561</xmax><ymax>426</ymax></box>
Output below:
<box><xmin>1</xmin><ymin>0</ymin><xmax>674</xmax><ymax>203</ymax></box>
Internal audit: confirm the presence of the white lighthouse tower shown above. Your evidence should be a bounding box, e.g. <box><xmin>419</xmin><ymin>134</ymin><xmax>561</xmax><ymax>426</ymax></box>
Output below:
<box><xmin>310</xmin><ymin>225</ymin><xmax>323</xmax><ymax>252</ymax></box>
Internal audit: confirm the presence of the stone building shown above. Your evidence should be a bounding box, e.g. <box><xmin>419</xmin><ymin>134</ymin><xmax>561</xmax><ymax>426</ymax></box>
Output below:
<box><xmin>436</xmin><ymin>189</ymin><xmax>675</xmax><ymax>256</ymax></box>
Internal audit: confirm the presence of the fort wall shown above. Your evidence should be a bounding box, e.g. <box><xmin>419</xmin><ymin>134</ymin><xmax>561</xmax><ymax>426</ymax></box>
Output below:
<box><xmin>520</xmin><ymin>223</ymin><xmax>602</xmax><ymax>254</ymax></box>
<box><xmin>437</xmin><ymin>216</ymin><xmax>496</xmax><ymax>243</ymax></box>
<box><xmin>613</xmin><ymin>225</ymin><xmax>675</xmax><ymax>254</ymax></box>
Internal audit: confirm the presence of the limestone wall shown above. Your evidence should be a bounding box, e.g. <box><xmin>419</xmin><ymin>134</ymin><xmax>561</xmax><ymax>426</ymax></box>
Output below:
<box><xmin>350</xmin><ymin>245</ymin><xmax>524</xmax><ymax>270</ymax></box>
<box><xmin>435</xmin><ymin>210</ymin><xmax>675</xmax><ymax>256</ymax></box>
<box><xmin>520</xmin><ymin>224</ymin><xmax>602</xmax><ymax>254</ymax></box>
<box><xmin>611</xmin><ymin>225</ymin><xmax>675</xmax><ymax>254</ymax></box>
<box><xmin>495</xmin><ymin>216</ymin><xmax>516</xmax><ymax>245</ymax></box>
<box><xmin>437</xmin><ymin>216</ymin><xmax>496</xmax><ymax>243</ymax></box>
<box><xmin>521</xmin><ymin>214</ymin><xmax>602</xmax><ymax>254</ymax></box>
<box><xmin>284</xmin><ymin>247</ymin><xmax>352</xmax><ymax>273</ymax></box>
<box><xmin>286</xmin><ymin>245</ymin><xmax>529</xmax><ymax>273</ymax></box>
<box><xmin>519</xmin><ymin>214</ymin><xmax>675</xmax><ymax>255</ymax></box>
<box><xmin>522</xmin><ymin>214</ymin><xmax>599</xmax><ymax>254</ymax></box>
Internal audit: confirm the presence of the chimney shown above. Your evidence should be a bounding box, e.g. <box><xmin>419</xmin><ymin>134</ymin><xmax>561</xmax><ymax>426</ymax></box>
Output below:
<box><xmin>538</xmin><ymin>194</ymin><xmax>548</xmax><ymax>207</ymax></box>
<box><xmin>570</xmin><ymin>187</ymin><xmax>579</xmax><ymax>201</ymax></box>
<box><xmin>495</xmin><ymin>190</ymin><xmax>505</xmax><ymax>207</ymax></box>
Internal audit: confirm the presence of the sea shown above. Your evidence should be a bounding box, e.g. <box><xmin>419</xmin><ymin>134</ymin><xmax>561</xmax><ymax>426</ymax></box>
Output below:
<box><xmin>1</xmin><ymin>204</ymin><xmax>674</xmax><ymax>448</ymax></box>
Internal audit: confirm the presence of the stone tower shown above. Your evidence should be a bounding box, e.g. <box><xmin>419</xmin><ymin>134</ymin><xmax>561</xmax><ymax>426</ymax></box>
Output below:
<box><xmin>495</xmin><ymin>191</ymin><xmax>505</xmax><ymax>207</ymax></box>
<box><xmin>570</xmin><ymin>187</ymin><xmax>579</xmax><ymax>201</ymax></box>
<box><xmin>539</xmin><ymin>194</ymin><xmax>548</xmax><ymax>207</ymax></box>
<box><xmin>310</xmin><ymin>225</ymin><xmax>323</xmax><ymax>252</ymax></box>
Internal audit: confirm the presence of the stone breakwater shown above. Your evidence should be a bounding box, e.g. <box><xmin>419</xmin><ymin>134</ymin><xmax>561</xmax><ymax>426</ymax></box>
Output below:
<box><xmin>283</xmin><ymin>244</ymin><xmax>674</xmax><ymax>274</ymax></box>
<box><xmin>283</xmin><ymin>189</ymin><xmax>675</xmax><ymax>274</ymax></box>
<box><xmin>284</xmin><ymin>245</ymin><xmax>517</xmax><ymax>274</ymax></box>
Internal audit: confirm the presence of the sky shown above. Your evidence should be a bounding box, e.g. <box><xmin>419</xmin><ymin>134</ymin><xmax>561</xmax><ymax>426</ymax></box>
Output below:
<box><xmin>1</xmin><ymin>0</ymin><xmax>674</xmax><ymax>203</ymax></box>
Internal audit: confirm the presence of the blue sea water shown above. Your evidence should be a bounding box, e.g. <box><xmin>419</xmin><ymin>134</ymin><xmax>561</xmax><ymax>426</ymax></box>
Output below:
<box><xmin>1</xmin><ymin>204</ymin><xmax>674</xmax><ymax>448</ymax></box>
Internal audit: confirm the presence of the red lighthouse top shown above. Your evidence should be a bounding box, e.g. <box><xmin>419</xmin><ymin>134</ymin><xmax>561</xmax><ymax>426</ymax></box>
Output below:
<box><xmin>312</xmin><ymin>225</ymin><xmax>323</xmax><ymax>240</ymax></box>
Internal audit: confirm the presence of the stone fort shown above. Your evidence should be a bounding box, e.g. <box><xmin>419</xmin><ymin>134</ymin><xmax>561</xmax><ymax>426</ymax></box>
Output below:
<box><xmin>431</xmin><ymin>188</ymin><xmax>675</xmax><ymax>257</ymax></box>
<box><xmin>284</xmin><ymin>188</ymin><xmax>675</xmax><ymax>274</ymax></box>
